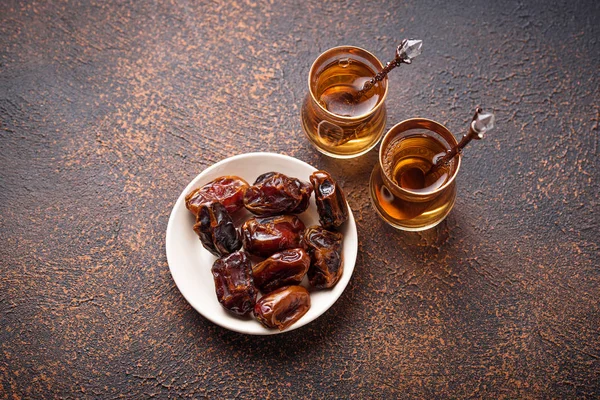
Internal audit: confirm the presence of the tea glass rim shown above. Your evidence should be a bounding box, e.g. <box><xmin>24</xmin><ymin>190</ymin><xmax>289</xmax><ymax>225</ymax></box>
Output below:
<box><xmin>378</xmin><ymin>118</ymin><xmax>462</xmax><ymax>198</ymax></box>
<box><xmin>307</xmin><ymin>45</ymin><xmax>389</xmax><ymax>121</ymax></box>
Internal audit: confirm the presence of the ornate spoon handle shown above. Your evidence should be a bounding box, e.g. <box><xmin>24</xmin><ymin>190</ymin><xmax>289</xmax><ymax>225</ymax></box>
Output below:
<box><xmin>428</xmin><ymin>107</ymin><xmax>496</xmax><ymax>175</ymax></box>
<box><xmin>355</xmin><ymin>39</ymin><xmax>423</xmax><ymax>100</ymax></box>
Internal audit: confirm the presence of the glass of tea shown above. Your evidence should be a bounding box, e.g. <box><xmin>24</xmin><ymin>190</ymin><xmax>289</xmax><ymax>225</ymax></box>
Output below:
<box><xmin>369</xmin><ymin>118</ymin><xmax>462</xmax><ymax>231</ymax></box>
<box><xmin>301</xmin><ymin>46</ymin><xmax>388</xmax><ymax>158</ymax></box>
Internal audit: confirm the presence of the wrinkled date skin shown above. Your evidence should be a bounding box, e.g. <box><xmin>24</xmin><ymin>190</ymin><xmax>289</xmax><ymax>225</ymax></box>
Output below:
<box><xmin>193</xmin><ymin>202</ymin><xmax>242</xmax><ymax>257</ymax></box>
<box><xmin>252</xmin><ymin>248</ymin><xmax>310</xmax><ymax>293</ymax></box>
<box><xmin>212</xmin><ymin>251</ymin><xmax>257</xmax><ymax>315</ymax></box>
<box><xmin>254</xmin><ymin>285</ymin><xmax>311</xmax><ymax>330</ymax></box>
<box><xmin>186</xmin><ymin>176</ymin><xmax>249</xmax><ymax>216</ymax></box>
<box><xmin>310</xmin><ymin>170</ymin><xmax>349</xmax><ymax>229</ymax></box>
<box><xmin>302</xmin><ymin>226</ymin><xmax>344</xmax><ymax>289</ymax></box>
<box><xmin>243</xmin><ymin>172</ymin><xmax>313</xmax><ymax>216</ymax></box>
<box><xmin>242</xmin><ymin>215</ymin><xmax>306</xmax><ymax>257</ymax></box>
<box><xmin>291</xmin><ymin>179</ymin><xmax>313</xmax><ymax>214</ymax></box>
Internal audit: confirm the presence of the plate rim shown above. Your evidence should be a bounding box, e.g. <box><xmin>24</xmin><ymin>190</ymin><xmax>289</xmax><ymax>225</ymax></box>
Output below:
<box><xmin>165</xmin><ymin>152</ymin><xmax>358</xmax><ymax>335</ymax></box>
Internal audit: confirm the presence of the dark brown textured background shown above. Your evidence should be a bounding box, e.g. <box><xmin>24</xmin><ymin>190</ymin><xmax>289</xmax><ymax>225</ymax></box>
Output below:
<box><xmin>1</xmin><ymin>0</ymin><xmax>598</xmax><ymax>398</ymax></box>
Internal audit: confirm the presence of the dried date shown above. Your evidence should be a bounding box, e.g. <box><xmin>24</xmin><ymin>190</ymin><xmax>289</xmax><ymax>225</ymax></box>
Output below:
<box><xmin>252</xmin><ymin>248</ymin><xmax>310</xmax><ymax>293</ymax></box>
<box><xmin>302</xmin><ymin>226</ymin><xmax>344</xmax><ymax>289</ymax></box>
<box><xmin>291</xmin><ymin>179</ymin><xmax>313</xmax><ymax>214</ymax></box>
<box><xmin>310</xmin><ymin>170</ymin><xmax>348</xmax><ymax>229</ymax></box>
<box><xmin>186</xmin><ymin>176</ymin><xmax>248</xmax><ymax>216</ymax></box>
<box><xmin>241</xmin><ymin>215</ymin><xmax>306</xmax><ymax>257</ymax></box>
<box><xmin>243</xmin><ymin>172</ymin><xmax>313</xmax><ymax>216</ymax></box>
<box><xmin>193</xmin><ymin>202</ymin><xmax>242</xmax><ymax>257</ymax></box>
<box><xmin>212</xmin><ymin>251</ymin><xmax>257</xmax><ymax>315</ymax></box>
<box><xmin>254</xmin><ymin>285</ymin><xmax>311</xmax><ymax>330</ymax></box>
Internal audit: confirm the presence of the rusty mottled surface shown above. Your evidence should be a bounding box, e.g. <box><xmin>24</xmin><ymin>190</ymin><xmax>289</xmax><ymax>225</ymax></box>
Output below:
<box><xmin>1</xmin><ymin>0</ymin><xmax>599</xmax><ymax>398</ymax></box>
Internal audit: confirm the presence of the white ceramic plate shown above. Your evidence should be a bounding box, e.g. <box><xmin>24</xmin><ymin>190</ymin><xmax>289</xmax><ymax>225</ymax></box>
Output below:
<box><xmin>166</xmin><ymin>152</ymin><xmax>358</xmax><ymax>335</ymax></box>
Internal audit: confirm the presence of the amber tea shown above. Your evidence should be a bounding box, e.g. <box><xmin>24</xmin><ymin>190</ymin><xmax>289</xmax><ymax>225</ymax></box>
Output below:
<box><xmin>384</xmin><ymin>134</ymin><xmax>453</xmax><ymax>193</ymax></box>
<box><xmin>370</xmin><ymin>119</ymin><xmax>461</xmax><ymax>231</ymax></box>
<box><xmin>301</xmin><ymin>46</ymin><xmax>388</xmax><ymax>158</ymax></box>
<box><xmin>316</xmin><ymin>59</ymin><xmax>385</xmax><ymax>117</ymax></box>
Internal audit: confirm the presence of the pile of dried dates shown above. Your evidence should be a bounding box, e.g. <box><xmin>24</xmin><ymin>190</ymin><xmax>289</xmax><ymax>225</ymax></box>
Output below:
<box><xmin>185</xmin><ymin>170</ymin><xmax>349</xmax><ymax>331</ymax></box>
